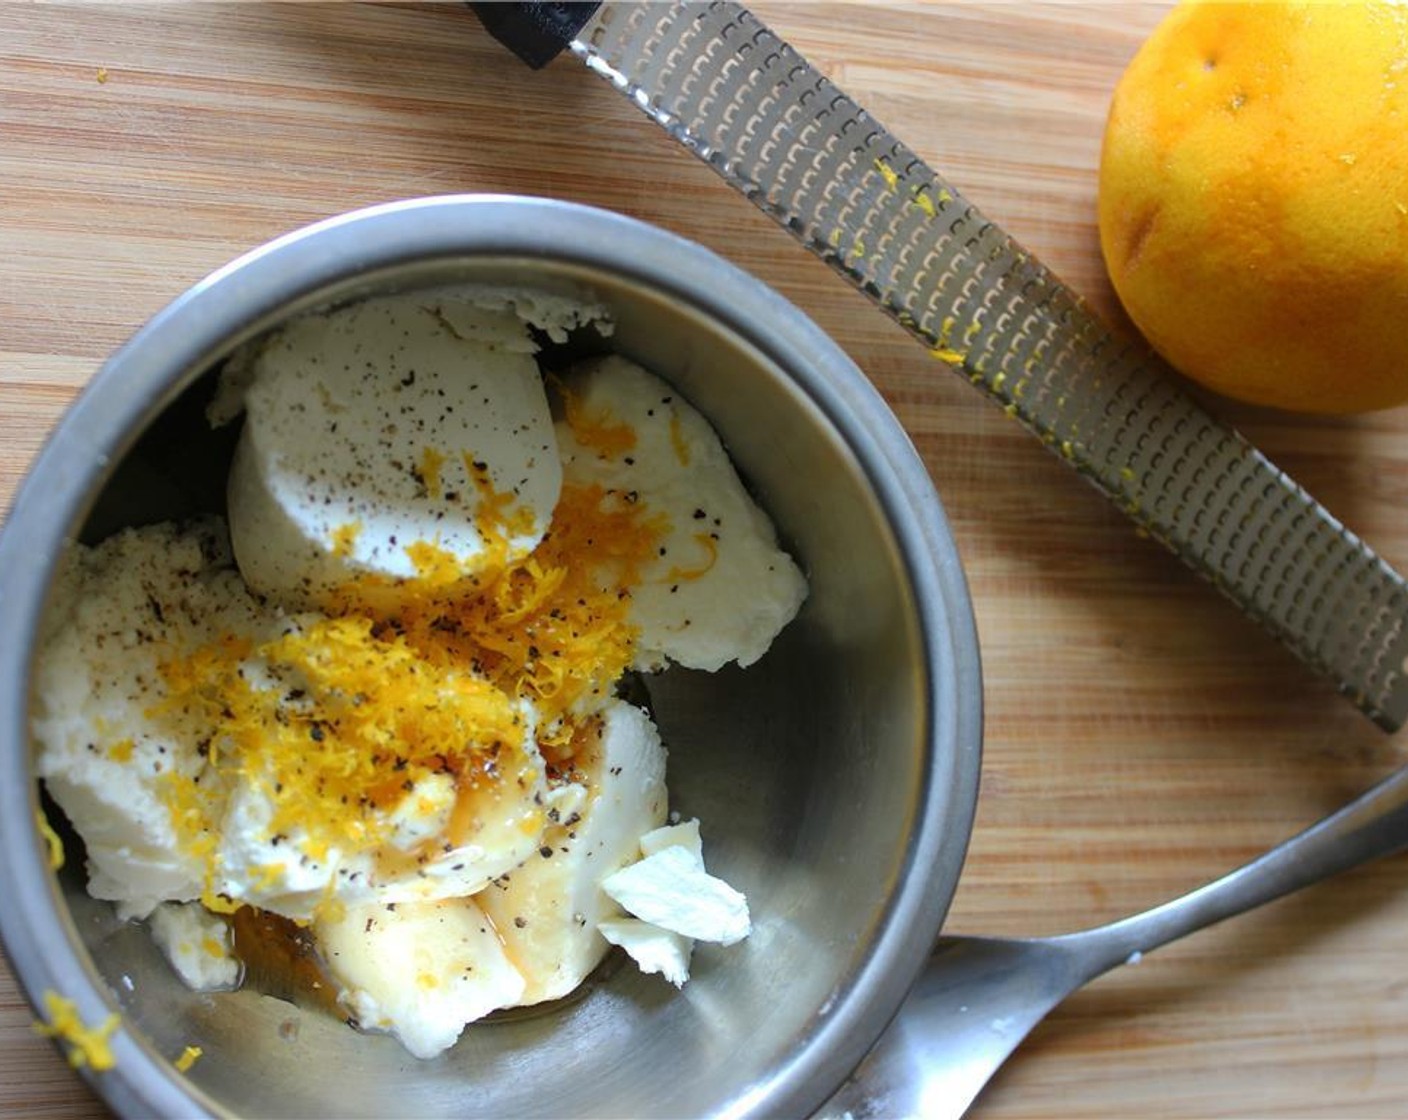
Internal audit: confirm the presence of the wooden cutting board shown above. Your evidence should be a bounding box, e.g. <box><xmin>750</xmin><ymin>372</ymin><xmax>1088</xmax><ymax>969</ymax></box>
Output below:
<box><xmin>2</xmin><ymin>3</ymin><xmax>1406</xmax><ymax>1116</ymax></box>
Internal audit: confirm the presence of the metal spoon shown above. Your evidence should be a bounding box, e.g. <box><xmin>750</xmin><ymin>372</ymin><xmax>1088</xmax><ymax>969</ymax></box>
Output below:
<box><xmin>819</xmin><ymin>765</ymin><xmax>1408</xmax><ymax>1119</ymax></box>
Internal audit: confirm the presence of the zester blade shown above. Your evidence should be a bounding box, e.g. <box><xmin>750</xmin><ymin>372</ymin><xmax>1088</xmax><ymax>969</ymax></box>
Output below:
<box><xmin>481</xmin><ymin>1</ymin><xmax>1408</xmax><ymax>731</ymax></box>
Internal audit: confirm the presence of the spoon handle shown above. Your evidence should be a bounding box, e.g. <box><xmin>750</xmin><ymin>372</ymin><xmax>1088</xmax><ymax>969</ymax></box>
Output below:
<box><xmin>1060</xmin><ymin>764</ymin><xmax>1408</xmax><ymax>977</ymax></box>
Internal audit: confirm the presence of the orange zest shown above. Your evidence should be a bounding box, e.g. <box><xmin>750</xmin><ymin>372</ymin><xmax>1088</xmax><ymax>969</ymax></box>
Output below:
<box><xmin>555</xmin><ymin>376</ymin><xmax>637</xmax><ymax>459</ymax></box>
<box><xmin>152</xmin><ymin>469</ymin><xmax>667</xmax><ymax>907</ymax></box>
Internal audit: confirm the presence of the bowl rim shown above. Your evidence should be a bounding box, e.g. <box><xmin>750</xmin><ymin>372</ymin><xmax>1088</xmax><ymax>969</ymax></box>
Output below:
<box><xmin>0</xmin><ymin>194</ymin><xmax>982</xmax><ymax>1119</ymax></box>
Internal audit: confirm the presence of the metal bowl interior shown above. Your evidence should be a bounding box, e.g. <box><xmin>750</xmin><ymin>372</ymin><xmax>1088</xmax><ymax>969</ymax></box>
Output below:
<box><xmin>0</xmin><ymin>197</ymin><xmax>981</xmax><ymax>1119</ymax></box>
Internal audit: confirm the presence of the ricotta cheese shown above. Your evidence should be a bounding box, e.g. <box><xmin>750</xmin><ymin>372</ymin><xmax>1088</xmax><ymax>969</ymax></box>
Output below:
<box><xmin>32</xmin><ymin>519</ymin><xmax>270</xmax><ymax>919</ymax></box>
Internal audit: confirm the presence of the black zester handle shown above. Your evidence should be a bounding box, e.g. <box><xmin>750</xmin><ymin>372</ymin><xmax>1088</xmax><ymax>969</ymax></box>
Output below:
<box><xmin>482</xmin><ymin>1</ymin><xmax>1408</xmax><ymax>731</ymax></box>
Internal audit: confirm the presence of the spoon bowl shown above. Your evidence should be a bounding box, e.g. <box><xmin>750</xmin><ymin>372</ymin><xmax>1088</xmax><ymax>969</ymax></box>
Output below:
<box><xmin>823</xmin><ymin>764</ymin><xmax>1408</xmax><ymax>1118</ymax></box>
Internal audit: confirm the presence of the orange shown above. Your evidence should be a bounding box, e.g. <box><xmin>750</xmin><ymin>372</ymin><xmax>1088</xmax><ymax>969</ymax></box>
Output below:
<box><xmin>1098</xmin><ymin>1</ymin><xmax>1408</xmax><ymax>413</ymax></box>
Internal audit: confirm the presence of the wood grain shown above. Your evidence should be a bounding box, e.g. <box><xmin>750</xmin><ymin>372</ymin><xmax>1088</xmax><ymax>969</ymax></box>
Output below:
<box><xmin>2</xmin><ymin>3</ymin><xmax>1406</xmax><ymax>1116</ymax></box>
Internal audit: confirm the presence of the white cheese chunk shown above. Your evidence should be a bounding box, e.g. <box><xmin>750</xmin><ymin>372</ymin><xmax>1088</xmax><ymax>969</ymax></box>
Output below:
<box><xmin>213</xmin><ymin>719</ymin><xmax>547</xmax><ymax>921</ymax></box>
<box><xmin>555</xmin><ymin>356</ymin><xmax>807</xmax><ymax>671</ymax></box>
<box><xmin>31</xmin><ymin>519</ymin><xmax>271</xmax><ymax>919</ymax></box>
<box><xmin>316</xmin><ymin>897</ymin><xmax>526</xmax><ymax>1061</ymax></box>
<box><xmin>211</xmin><ymin>778</ymin><xmax>341</xmax><ymax>919</ymax></box>
<box><xmin>602</xmin><ymin>843</ymin><xmax>751</xmax><ymax>946</ymax></box>
<box><xmin>640</xmin><ymin>819</ymin><xmax>702</xmax><ymax>859</ymax></box>
<box><xmin>32</xmin><ymin>519</ymin><xmax>552</xmax><ymax>925</ymax></box>
<box><xmin>147</xmin><ymin>902</ymin><xmax>240</xmax><ymax>991</ymax></box>
<box><xmin>598</xmin><ymin>918</ymin><xmax>692</xmax><ymax>987</ymax></box>
<box><xmin>477</xmin><ymin>699</ymin><xmax>668</xmax><ymax>1004</ymax></box>
<box><xmin>453</xmin><ymin>286</ymin><xmax>613</xmax><ymax>347</ymax></box>
<box><xmin>225</xmin><ymin>294</ymin><xmax>563</xmax><ymax>608</ymax></box>
<box><xmin>597</xmin><ymin>818</ymin><xmax>748</xmax><ymax>987</ymax></box>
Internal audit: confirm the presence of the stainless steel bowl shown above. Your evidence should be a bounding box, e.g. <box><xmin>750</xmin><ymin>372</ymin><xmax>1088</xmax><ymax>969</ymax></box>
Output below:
<box><xmin>0</xmin><ymin>196</ymin><xmax>981</xmax><ymax>1118</ymax></box>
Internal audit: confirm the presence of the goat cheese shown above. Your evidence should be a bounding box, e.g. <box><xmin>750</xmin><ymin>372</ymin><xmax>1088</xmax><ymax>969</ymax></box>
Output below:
<box><xmin>224</xmin><ymin>294</ymin><xmax>563</xmax><ymax>608</ymax></box>
<box><xmin>555</xmin><ymin>356</ymin><xmax>807</xmax><ymax>672</ymax></box>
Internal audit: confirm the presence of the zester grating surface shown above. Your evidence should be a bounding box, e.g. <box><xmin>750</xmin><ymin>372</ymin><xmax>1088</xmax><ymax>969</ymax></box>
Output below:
<box><xmin>569</xmin><ymin>0</ymin><xmax>1408</xmax><ymax>731</ymax></box>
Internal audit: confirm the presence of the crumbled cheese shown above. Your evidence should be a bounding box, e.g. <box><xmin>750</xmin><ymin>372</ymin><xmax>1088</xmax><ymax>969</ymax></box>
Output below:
<box><xmin>32</xmin><ymin>519</ymin><xmax>270</xmax><ymax>919</ymax></box>
<box><xmin>598</xmin><ymin>819</ymin><xmax>749</xmax><ymax>987</ymax></box>
<box><xmin>148</xmin><ymin>902</ymin><xmax>240</xmax><ymax>991</ymax></box>
<box><xmin>598</xmin><ymin>918</ymin><xmax>692</xmax><ymax>987</ymax></box>
<box><xmin>451</xmin><ymin>285</ymin><xmax>613</xmax><ymax>346</ymax></box>
<box><xmin>603</xmin><ymin>835</ymin><xmax>750</xmax><ymax>946</ymax></box>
